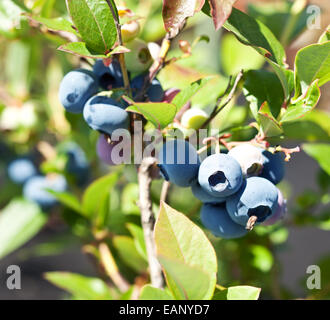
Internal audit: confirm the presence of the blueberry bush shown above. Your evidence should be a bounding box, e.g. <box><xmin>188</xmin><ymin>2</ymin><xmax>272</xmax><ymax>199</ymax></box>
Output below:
<box><xmin>0</xmin><ymin>0</ymin><xmax>330</xmax><ymax>300</ymax></box>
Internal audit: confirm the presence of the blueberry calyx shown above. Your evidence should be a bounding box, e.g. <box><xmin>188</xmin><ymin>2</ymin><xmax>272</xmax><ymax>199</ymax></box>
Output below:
<box><xmin>208</xmin><ymin>171</ymin><xmax>228</xmax><ymax>192</ymax></box>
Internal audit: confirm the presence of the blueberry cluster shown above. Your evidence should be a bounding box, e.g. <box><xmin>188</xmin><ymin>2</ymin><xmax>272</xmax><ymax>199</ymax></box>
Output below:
<box><xmin>7</xmin><ymin>143</ymin><xmax>88</xmax><ymax>209</ymax></box>
<box><xmin>158</xmin><ymin>140</ymin><xmax>287</xmax><ymax>239</ymax></box>
<box><xmin>59</xmin><ymin>59</ymin><xmax>164</xmax><ymax>163</ymax></box>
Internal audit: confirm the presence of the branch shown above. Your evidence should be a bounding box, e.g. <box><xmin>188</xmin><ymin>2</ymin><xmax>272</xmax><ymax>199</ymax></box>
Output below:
<box><xmin>138</xmin><ymin>157</ymin><xmax>164</xmax><ymax>288</ymax></box>
<box><xmin>105</xmin><ymin>0</ymin><xmax>132</xmax><ymax>96</ymax></box>
<box><xmin>160</xmin><ymin>181</ymin><xmax>171</xmax><ymax>203</ymax></box>
<box><xmin>135</xmin><ymin>34</ymin><xmax>172</xmax><ymax>101</ymax></box>
<box><xmin>201</xmin><ymin>70</ymin><xmax>244</xmax><ymax>129</ymax></box>
<box><xmin>98</xmin><ymin>242</ymin><xmax>130</xmax><ymax>292</ymax></box>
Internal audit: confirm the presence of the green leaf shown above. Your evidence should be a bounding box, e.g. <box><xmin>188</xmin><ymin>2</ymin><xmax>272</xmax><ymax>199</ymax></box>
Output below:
<box><xmin>280</xmin><ymin>80</ymin><xmax>321</xmax><ymax>123</ymax></box>
<box><xmin>155</xmin><ymin>202</ymin><xmax>217</xmax><ymax>300</ymax></box>
<box><xmin>127</xmin><ymin>102</ymin><xmax>177</xmax><ymax>129</ymax></box>
<box><xmin>250</xmin><ymin>245</ymin><xmax>273</xmax><ymax>272</ymax></box>
<box><xmin>58</xmin><ymin>42</ymin><xmax>128</xmax><ymax>59</ymax></box>
<box><xmin>82</xmin><ymin>172</ymin><xmax>119</xmax><ymax>219</ymax></box>
<box><xmin>112</xmin><ymin>236</ymin><xmax>148</xmax><ymax>273</ymax></box>
<box><xmin>18</xmin><ymin>233</ymin><xmax>77</xmax><ymax>259</ymax></box>
<box><xmin>0</xmin><ymin>199</ymin><xmax>47</xmax><ymax>259</ymax></box>
<box><xmin>45</xmin><ymin>272</ymin><xmax>113</xmax><ymax>300</ymax></box>
<box><xmin>172</xmin><ymin>77</ymin><xmax>213</xmax><ymax>111</ymax></box>
<box><xmin>269</xmin><ymin>62</ymin><xmax>294</xmax><ymax>101</ymax></box>
<box><xmin>66</xmin><ymin>0</ymin><xmax>117</xmax><ymax>54</ymax></box>
<box><xmin>222</xmin><ymin>8</ymin><xmax>286</xmax><ymax>66</ymax></box>
<box><xmin>221</xmin><ymin>33</ymin><xmax>265</xmax><ymax>76</ymax></box>
<box><xmin>47</xmin><ymin>191</ymin><xmax>83</xmax><ymax>215</ymax></box>
<box><xmin>191</xmin><ymin>75</ymin><xmax>228</xmax><ymax>109</ymax></box>
<box><xmin>294</xmin><ymin>41</ymin><xmax>330</xmax><ymax>97</ymax></box>
<box><xmin>243</xmin><ymin>70</ymin><xmax>285</xmax><ymax>119</ymax></box>
<box><xmin>126</xmin><ymin>223</ymin><xmax>147</xmax><ymax>260</ymax></box>
<box><xmin>258</xmin><ymin>102</ymin><xmax>283</xmax><ymax>137</ymax></box>
<box><xmin>303</xmin><ymin>143</ymin><xmax>330</xmax><ymax>175</ymax></box>
<box><xmin>209</xmin><ymin>7</ymin><xmax>294</xmax><ymax>100</ymax></box>
<box><xmin>213</xmin><ymin>286</ymin><xmax>261</xmax><ymax>300</ymax></box>
<box><xmin>247</xmin><ymin>1</ymin><xmax>309</xmax><ymax>44</ymax></box>
<box><xmin>140</xmin><ymin>285</ymin><xmax>174</xmax><ymax>300</ymax></box>
<box><xmin>283</xmin><ymin>121</ymin><xmax>330</xmax><ymax>143</ymax></box>
<box><xmin>120</xmin><ymin>286</ymin><xmax>135</xmax><ymax>300</ymax></box>
<box><xmin>25</xmin><ymin>15</ymin><xmax>79</xmax><ymax>35</ymax></box>
<box><xmin>121</xmin><ymin>183</ymin><xmax>140</xmax><ymax>215</ymax></box>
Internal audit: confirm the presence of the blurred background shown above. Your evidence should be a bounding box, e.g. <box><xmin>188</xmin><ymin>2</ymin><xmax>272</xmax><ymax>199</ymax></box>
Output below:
<box><xmin>0</xmin><ymin>0</ymin><xmax>329</xmax><ymax>300</ymax></box>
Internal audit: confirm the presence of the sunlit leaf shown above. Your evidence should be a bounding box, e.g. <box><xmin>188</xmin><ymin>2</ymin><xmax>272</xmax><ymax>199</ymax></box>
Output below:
<box><xmin>45</xmin><ymin>272</ymin><xmax>113</xmax><ymax>300</ymax></box>
<box><xmin>66</xmin><ymin>0</ymin><xmax>117</xmax><ymax>54</ymax></box>
<box><xmin>155</xmin><ymin>202</ymin><xmax>217</xmax><ymax>300</ymax></box>
<box><xmin>303</xmin><ymin>143</ymin><xmax>330</xmax><ymax>176</ymax></box>
<box><xmin>140</xmin><ymin>285</ymin><xmax>174</xmax><ymax>300</ymax></box>
<box><xmin>127</xmin><ymin>102</ymin><xmax>176</xmax><ymax>129</ymax></box>
<box><xmin>0</xmin><ymin>199</ymin><xmax>47</xmax><ymax>259</ymax></box>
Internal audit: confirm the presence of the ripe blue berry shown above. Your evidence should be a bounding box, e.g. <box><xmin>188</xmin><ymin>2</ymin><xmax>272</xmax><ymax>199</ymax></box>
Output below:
<box><xmin>263</xmin><ymin>189</ymin><xmax>287</xmax><ymax>226</ymax></box>
<box><xmin>59</xmin><ymin>69</ymin><xmax>99</xmax><ymax>113</ymax></box>
<box><xmin>198</xmin><ymin>153</ymin><xmax>243</xmax><ymax>198</ymax></box>
<box><xmin>97</xmin><ymin>134</ymin><xmax>130</xmax><ymax>166</ymax></box>
<box><xmin>23</xmin><ymin>175</ymin><xmax>67</xmax><ymax>208</ymax></box>
<box><xmin>131</xmin><ymin>75</ymin><xmax>164</xmax><ymax>102</ymax></box>
<box><xmin>8</xmin><ymin>158</ymin><xmax>37</xmax><ymax>184</ymax></box>
<box><xmin>63</xmin><ymin>142</ymin><xmax>89</xmax><ymax>184</ymax></box>
<box><xmin>157</xmin><ymin>139</ymin><xmax>200</xmax><ymax>187</ymax></box>
<box><xmin>83</xmin><ymin>95</ymin><xmax>129</xmax><ymax>135</ymax></box>
<box><xmin>260</xmin><ymin>150</ymin><xmax>285</xmax><ymax>185</ymax></box>
<box><xmin>228</xmin><ymin>144</ymin><xmax>263</xmax><ymax>177</ymax></box>
<box><xmin>93</xmin><ymin>60</ymin><xmax>124</xmax><ymax>90</ymax></box>
<box><xmin>191</xmin><ymin>181</ymin><xmax>226</xmax><ymax>204</ymax></box>
<box><xmin>201</xmin><ymin>203</ymin><xmax>248</xmax><ymax>239</ymax></box>
<box><xmin>226</xmin><ymin>176</ymin><xmax>279</xmax><ymax>228</ymax></box>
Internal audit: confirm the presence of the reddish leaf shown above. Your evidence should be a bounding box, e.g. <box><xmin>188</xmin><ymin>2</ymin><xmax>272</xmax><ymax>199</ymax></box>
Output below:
<box><xmin>162</xmin><ymin>0</ymin><xmax>205</xmax><ymax>38</ymax></box>
<box><xmin>208</xmin><ymin>0</ymin><xmax>237</xmax><ymax>30</ymax></box>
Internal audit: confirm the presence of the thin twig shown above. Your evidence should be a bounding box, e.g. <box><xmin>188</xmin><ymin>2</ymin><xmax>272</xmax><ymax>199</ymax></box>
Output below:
<box><xmin>98</xmin><ymin>242</ymin><xmax>130</xmax><ymax>292</ymax></box>
<box><xmin>138</xmin><ymin>157</ymin><xmax>164</xmax><ymax>288</ymax></box>
<box><xmin>201</xmin><ymin>70</ymin><xmax>244</xmax><ymax>129</ymax></box>
<box><xmin>105</xmin><ymin>0</ymin><xmax>132</xmax><ymax>96</ymax></box>
<box><xmin>160</xmin><ymin>181</ymin><xmax>171</xmax><ymax>203</ymax></box>
<box><xmin>135</xmin><ymin>34</ymin><xmax>172</xmax><ymax>101</ymax></box>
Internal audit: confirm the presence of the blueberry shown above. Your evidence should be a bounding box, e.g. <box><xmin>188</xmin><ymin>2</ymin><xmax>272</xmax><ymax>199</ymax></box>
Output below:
<box><xmin>96</xmin><ymin>134</ymin><xmax>130</xmax><ymax>165</ymax></box>
<box><xmin>226</xmin><ymin>176</ymin><xmax>279</xmax><ymax>228</ymax></box>
<box><xmin>63</xmin><ymin>142</ymin><xmax>89</xmax><ymax>184</ymax></box>
<box><xmin>263</xmin><ymin>189</ymin><xmax>287</xmax><ymax>226</ymax></box>
<box><xmin>198</xmin><ymin>153</ymin><xmax>243</xmax><ymax>198</ymax></box>
<box><xmin>260</xmin><ymin>150</ymin><xmax>285</xmax><ymax>185</ymax></box>
<box><xmin>125</xmin><ymin>39</ymin><xmax>152</xmax><ymax>73</ymax></box>
<box><xmin>147</xmin><ymin>79</ymin><xmax>164</xmax><ymax>102</ymax></box>
<box><xmin>131</xmin><ymin>75</ymin><xmax>164</xmax><ymax>102</ymax></box>
<box><xmin>83</xmin><ymin>95</ymin><xmax>130</xmax><ymax>135</ymax></box>
<box><xmin>121</xmin><ymin>20</ymin><xmax>140</xmax><ymax>43</ymax></box>
<box><xmin>7</xmin><ymin>158</ymin><xmax>37</xmax><ymax>184</ymax></box>
<box><xmin>23</xmin><ymin>175</ymin><xmax>67</xmax><ymax>208</ymax></box>
<box><xmin>93</xmin><ymin>60</ymin><xmax>124</xmax><ymax>90</ymax></box>
<box><xmin>201</xmin><ymin>203</ymin><xmax>248</xmax><ymax>239</ymax></box>
<box><xmin>157</xmin><ymin>139</ymin><xmax>200</xmax><ymax>187</ymax></box>
<box><xmin>181</xmin><ymin>108</ymin><xmax>208</xmax><ymax>130</ymax></box>
<box><xmin>191</xmin><ymin>181</ymin><xmax>226</xmax><ymax>204</ymax></box>
<box><xmin>228</xmin><ymin>144</ymin><xmax>263</xmax><ymax>177</ymax></box>
<box><xmin>59</xmin><ymin>69</ymin><xmax>99</xmax><ymax>113</ymax></box>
